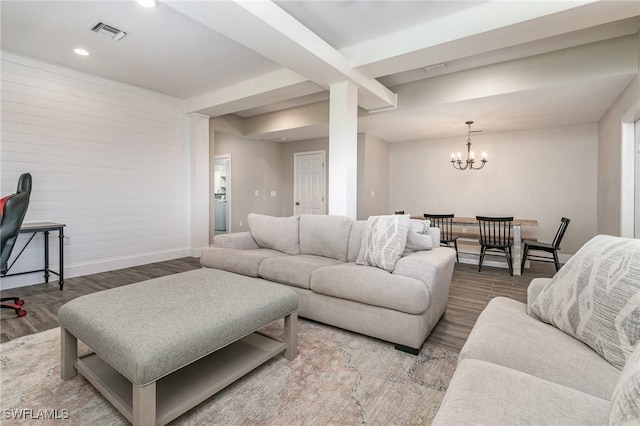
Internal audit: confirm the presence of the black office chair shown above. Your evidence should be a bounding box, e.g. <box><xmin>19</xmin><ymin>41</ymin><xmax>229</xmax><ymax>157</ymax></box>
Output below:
<box><xmin>424</xmin><ymin>213</ymin><xmax>459</xmax><ymax>262</ymax></box>
<box><xmin>394</xmin><ymin>211</ymin><xmax>405</xmax><ymax>215</ymax></box>
<box><xmin>1</xmin><ymin>173</ymin><xmax>32</xmax><ymax>317</ymax></box>
<box><xmin>477</xmin><ymin>216</ymin><xmax>514</xmax><ymax>276</ymax></box>
<box><xmin>521</xmin><ymin>217</ymin><xmax>570</xmax><ymax>272</ymax></box>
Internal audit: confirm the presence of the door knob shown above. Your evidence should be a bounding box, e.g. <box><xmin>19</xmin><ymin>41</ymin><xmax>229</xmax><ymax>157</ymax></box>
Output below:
<box><xmin>295</xmin><ymin>202</ymin><xmax>300</xmax><ymax>205</ymax></box>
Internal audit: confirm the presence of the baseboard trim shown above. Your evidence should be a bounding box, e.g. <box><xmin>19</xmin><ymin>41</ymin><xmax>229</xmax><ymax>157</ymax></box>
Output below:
<box><xmin>457</xmin><ymin>252</ymin><xmax>571</xmax><ymax>270</ymax></box>
<box><xmin>1</xmin><ymin>248</ymin><xmax>194</xmax><ymax>290</ymax></box>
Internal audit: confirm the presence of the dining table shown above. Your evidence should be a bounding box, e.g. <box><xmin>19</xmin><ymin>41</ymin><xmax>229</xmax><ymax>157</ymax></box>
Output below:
<box><xmin>411</xmin><ymin>215</ymin><xmax>539</xmax><ymax>276</ymax></box>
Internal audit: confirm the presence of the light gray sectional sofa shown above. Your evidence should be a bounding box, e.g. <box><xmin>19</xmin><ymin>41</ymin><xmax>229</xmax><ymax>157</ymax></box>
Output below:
<box><xmin>200</xmin><ymin>213</ymin><xmax>457</xmax><ymax>354</ymax></box>
<box><xmin>434</xmin><ymin>235</ymin><xmax>640</xmax><ymax>425</ymax></box>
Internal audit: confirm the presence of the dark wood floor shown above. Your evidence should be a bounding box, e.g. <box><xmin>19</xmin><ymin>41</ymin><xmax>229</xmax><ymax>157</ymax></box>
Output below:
<box><xmin>429</xmin><ymin>262</ymin><xmax>555</xmax><ymax>349</ymax></box>
<box><xmin>0</xmin><ymin>257</ymin><xmax>555</xmax><ymax>348</ymax></box>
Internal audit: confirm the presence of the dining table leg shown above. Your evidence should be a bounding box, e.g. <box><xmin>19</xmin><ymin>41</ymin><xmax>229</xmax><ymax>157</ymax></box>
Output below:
<box><xmin>513</xmin><ymin>224</ymin><xmax>522</xmax><ymax>276</ymax></box>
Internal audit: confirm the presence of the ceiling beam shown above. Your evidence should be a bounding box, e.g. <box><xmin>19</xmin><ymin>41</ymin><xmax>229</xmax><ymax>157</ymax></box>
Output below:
<box><xmin>166</xmin><ymin>0</ymin><xmax>397</xmax><ymax>111</ymax></box>
<box><xmin>239</xmin><ymin>35</ymin><xmax>637</xmax><ymax>141</ymax></box>
<box><xmin>343</xmin><ymin>0</ymin><xmax>638</xmax><ymax>78</ymax></box>
<box><xmin>392</xmin><ymin>35</ymin><xmax>638</xmax><ymax>111</ymax></box>
<box><xmin>186</xmin><ymin>68</ymin><xmax>323</xmax><ymax>116</ymax></box>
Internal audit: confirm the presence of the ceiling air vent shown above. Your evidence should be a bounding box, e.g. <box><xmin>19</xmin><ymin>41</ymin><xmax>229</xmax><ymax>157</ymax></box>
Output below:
<box><xmin>90</xmin><ymin>22</ymin><xmax>128</xmax><ymax>41</ymax></box>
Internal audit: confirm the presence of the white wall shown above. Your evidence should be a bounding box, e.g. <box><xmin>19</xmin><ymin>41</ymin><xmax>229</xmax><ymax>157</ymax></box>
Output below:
<box><xmin>357</xmin><ymin>133</ymin><xmax>390</xmax><ymax>219</ymax></box>
<box><xmin>213</xmin><ymin>131</ymin><xmax>282</xmax><ymax>232</ymax></box>
<box><xmin>0</xmin><ymin>52</ymin><xmax>191</xmax><ymax>289</ymax></box>
<box><xmin>389</xmin><ymin>124</ymin><xmax>598</xmax><ymax>255</ymax></box>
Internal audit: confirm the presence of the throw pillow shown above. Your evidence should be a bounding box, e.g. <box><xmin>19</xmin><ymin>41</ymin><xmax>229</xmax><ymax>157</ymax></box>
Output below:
<box><xmin>531</xmin><ymin>235</ymin><xmax>640</xmax><ymax>370</ymax></box>
<box><xmin>247</xmin><ymin>213</ymin><xmax>300</xmax><ymax>255</ymax></box>
<box><xmin>609</xmin><ymin>341</ymin><xmax>640</xmax><ymax>425</ymax></box>
<box><xmin>404</xmin><ymin>219</ymin><xmax>433</xmax><ymax>255</ymax></box>
<box><xmin>356</xmin><ymin>214</ymin><xmax>410</xmax><ymax>272</ymax></box>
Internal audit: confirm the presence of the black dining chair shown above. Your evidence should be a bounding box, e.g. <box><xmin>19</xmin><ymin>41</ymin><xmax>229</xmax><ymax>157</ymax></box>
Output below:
<box><xmin>477</xmin><ymin>216</ymin><xmax>514</xmax><ymax>276</ymax></box>
<box><xmin>521</xmin><ymin>217</ymin><xmax>570</xmax><ymax>272</ymax></box>
<box><xmin>424</xmin><ymin>213</ymin><xmax>459</xmax><ymax>262</ymax></box>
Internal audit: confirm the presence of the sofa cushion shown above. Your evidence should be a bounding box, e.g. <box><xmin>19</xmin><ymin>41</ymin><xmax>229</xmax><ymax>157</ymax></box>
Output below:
<box><xmin>460</xmin><ymin>297</ymin><xmax>620</xmax><ymax>400</ymax></box>
<box><xmin>200</xmin><ymin>247</ymin><xmax>285</xmax><ymax>278</ymax></box>
<box><xmin>403</xmin><ymin>219</ymin><xmax>433</xmax><ymax>255</ymax></box>
<box><xmin>531</xmin><ymin>235</ymin><xmax>640</xmax><ymax>370</ymax></box>
<box><xmin>299</xmin><ymin>214</ymin><xmax>352</xmax><ymax>261</ymax></box>
<box><xmin>432</xmin><ymin>359</ymin><xmax>610</xmax><ymax>426</ymax></box>
<box><xmin>258</xmin><ymin>255</ymin><xmax>343</xmax><ymax>290</ymax></box>
<box><xmin>247</xmin><ymin>213</ymin><xmax>300</xmax><ymax>255</ymax></box>
<box><xmin>609</xmin><ymin>341</ymin><xmax>640</xmax><ymax>425</ymax></box>
<box><xmin>310</xmin><ymin>262</ymin><xmax>429</xmax><ymax>315</ymax></box>
<box><xmin>356</xmin><ymin>214</ymin><xmax>410</xmax><ymax>272</ymax></box>
<box><xmin>347</xmin><ymin>220</ymin><xmax>367</xmax><ymax>262</ymax></box>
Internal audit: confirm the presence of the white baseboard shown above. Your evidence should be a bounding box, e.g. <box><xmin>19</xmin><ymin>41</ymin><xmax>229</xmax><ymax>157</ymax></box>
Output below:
<box><xmin>190</xmin><ymin>247</ymin><xmax>208</xmax><ymax>258</ymax></box>
<box><xmin>0</xmin><ymin>248</ymin><xmax>194</xmax><ymax>290</ymax></box>
<box><xmin>457</xmin><ymin>251</ymin><xmax>571</xmax><ymax>270</ymax></box>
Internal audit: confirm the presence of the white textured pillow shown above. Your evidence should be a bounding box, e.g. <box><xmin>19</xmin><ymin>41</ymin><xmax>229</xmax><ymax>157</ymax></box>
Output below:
<box><xmin>356</xmin><ymin>214</ymin><xmax>410</xmax><ymax>272</ymax></box>
<box><xmin>609</xmin><ymin>342</ymin><xmax>640</xmax><ymax>425</ymax></box>
<box><xmin>404</xmin><ymin>219</ymin><xmax>433</xmax><ymax>255</ymax></box>
<box><xmin>531</xmin><ymin>235</ymin><xmax>640</xmax><ymax>370</ymax></box>
<box><xmin>247</xmin><ymin>213</ymin><xmax>300</xmax><ymax>255</ymax></box>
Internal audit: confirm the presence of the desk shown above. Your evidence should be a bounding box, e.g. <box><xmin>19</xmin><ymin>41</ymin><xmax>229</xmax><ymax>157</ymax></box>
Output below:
<box><xmin>4</xmin><ymin>222</ymin><xmax>65</xmax><ymax>290</ymax></box>
<box><xmin>413</xmin><ymin>216</ymin><xmax>538</xmax><ymax>275</ymax></box>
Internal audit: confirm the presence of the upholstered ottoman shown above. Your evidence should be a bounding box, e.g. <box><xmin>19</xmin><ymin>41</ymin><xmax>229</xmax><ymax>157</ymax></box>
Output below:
<box><xmin>58</xmin><ymin>268</ymin><xmax>298</xmax><ymax>426</ymax></box>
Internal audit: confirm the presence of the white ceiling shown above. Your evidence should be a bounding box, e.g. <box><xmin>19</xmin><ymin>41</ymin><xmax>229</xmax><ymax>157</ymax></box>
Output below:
<box><xmin>1</xmin><ymin>0</ymin><xmax>639</xmax><ymax>142</ymax></box>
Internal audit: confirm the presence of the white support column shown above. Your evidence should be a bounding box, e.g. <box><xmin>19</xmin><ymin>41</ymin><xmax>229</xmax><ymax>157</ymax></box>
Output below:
<box><xmin>190</xmin><ymin>114</ymin><xmax>210</xmax><ymax>256</ymax></box>
<box><xmin>328</xmin><ymin>81</ymin><xmax>358</xmax><ymax>218</ymax></box>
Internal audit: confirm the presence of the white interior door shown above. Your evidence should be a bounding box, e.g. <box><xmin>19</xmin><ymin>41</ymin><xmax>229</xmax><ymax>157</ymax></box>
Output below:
<box><xmin>294</xmin><ymin>151</ymin><xmax>326</xmax><ymax>215</ymax></box>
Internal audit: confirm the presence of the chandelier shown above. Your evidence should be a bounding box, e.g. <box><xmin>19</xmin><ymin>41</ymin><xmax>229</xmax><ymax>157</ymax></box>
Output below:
<box><xmin>451</xmin><ymin>121</ymin><xmax>487</xmax><ymax>171</ymax></box>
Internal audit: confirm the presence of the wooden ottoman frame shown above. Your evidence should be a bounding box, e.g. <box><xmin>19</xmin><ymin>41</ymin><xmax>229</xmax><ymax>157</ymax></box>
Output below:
<box><xmin>58</xmin><ymin>269</ymin><xmax>298</xmax><ymax>426</ymax></box>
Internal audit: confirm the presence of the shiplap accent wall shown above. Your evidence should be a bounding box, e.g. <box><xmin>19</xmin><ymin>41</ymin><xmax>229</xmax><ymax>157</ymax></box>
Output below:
<box><xmin>1</xmin><ymin>52</ymin><xmax>191</xmax><ymax>290</ymax></box>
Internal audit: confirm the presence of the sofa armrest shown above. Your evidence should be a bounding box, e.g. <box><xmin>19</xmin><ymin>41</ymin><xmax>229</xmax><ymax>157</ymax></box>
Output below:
<box><xmin>213</xmin><ymin>232</ymin><xmax>260</xmax><ymax>250</ymax></box>
<box><xmin>393</xmin><ymin>247</ymin><xmax>456</xmax><ymax>314</ymax></box>
<box><xmin>526</xmin><ymin>277</ymin><xmax>552</xmax><ymax>320</ymax></box>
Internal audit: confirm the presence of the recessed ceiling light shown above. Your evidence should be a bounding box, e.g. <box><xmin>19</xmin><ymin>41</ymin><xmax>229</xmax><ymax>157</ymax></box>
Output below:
<box><xmin>137</xmin><ymin>0</ymin><xmax>158</xmax><ymax>8</ymax></box>
<box><xmin>73</xmin><ymin>48</ymin><xmax>90</xmax><ymax>56</ymax></box>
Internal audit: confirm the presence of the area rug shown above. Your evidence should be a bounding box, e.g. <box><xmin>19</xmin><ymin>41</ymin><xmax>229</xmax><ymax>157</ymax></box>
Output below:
<box><xmin>0</xmin><ymin>319</ymin><xmax>458</xmax><ymax>425</ymax></box>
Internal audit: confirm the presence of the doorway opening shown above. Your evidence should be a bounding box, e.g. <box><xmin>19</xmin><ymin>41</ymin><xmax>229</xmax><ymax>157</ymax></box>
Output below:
<box><xmin>214</xmin><ymin>154</ymin><xmax>231</xmax><ymax>235</ymax></box>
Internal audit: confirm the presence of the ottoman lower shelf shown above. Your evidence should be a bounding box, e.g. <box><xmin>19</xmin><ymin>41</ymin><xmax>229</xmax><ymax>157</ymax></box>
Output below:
<box><xmin>75</xmin><ymin>332</ymin><xmax>287</xmax><ymax>425</ymax></box>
